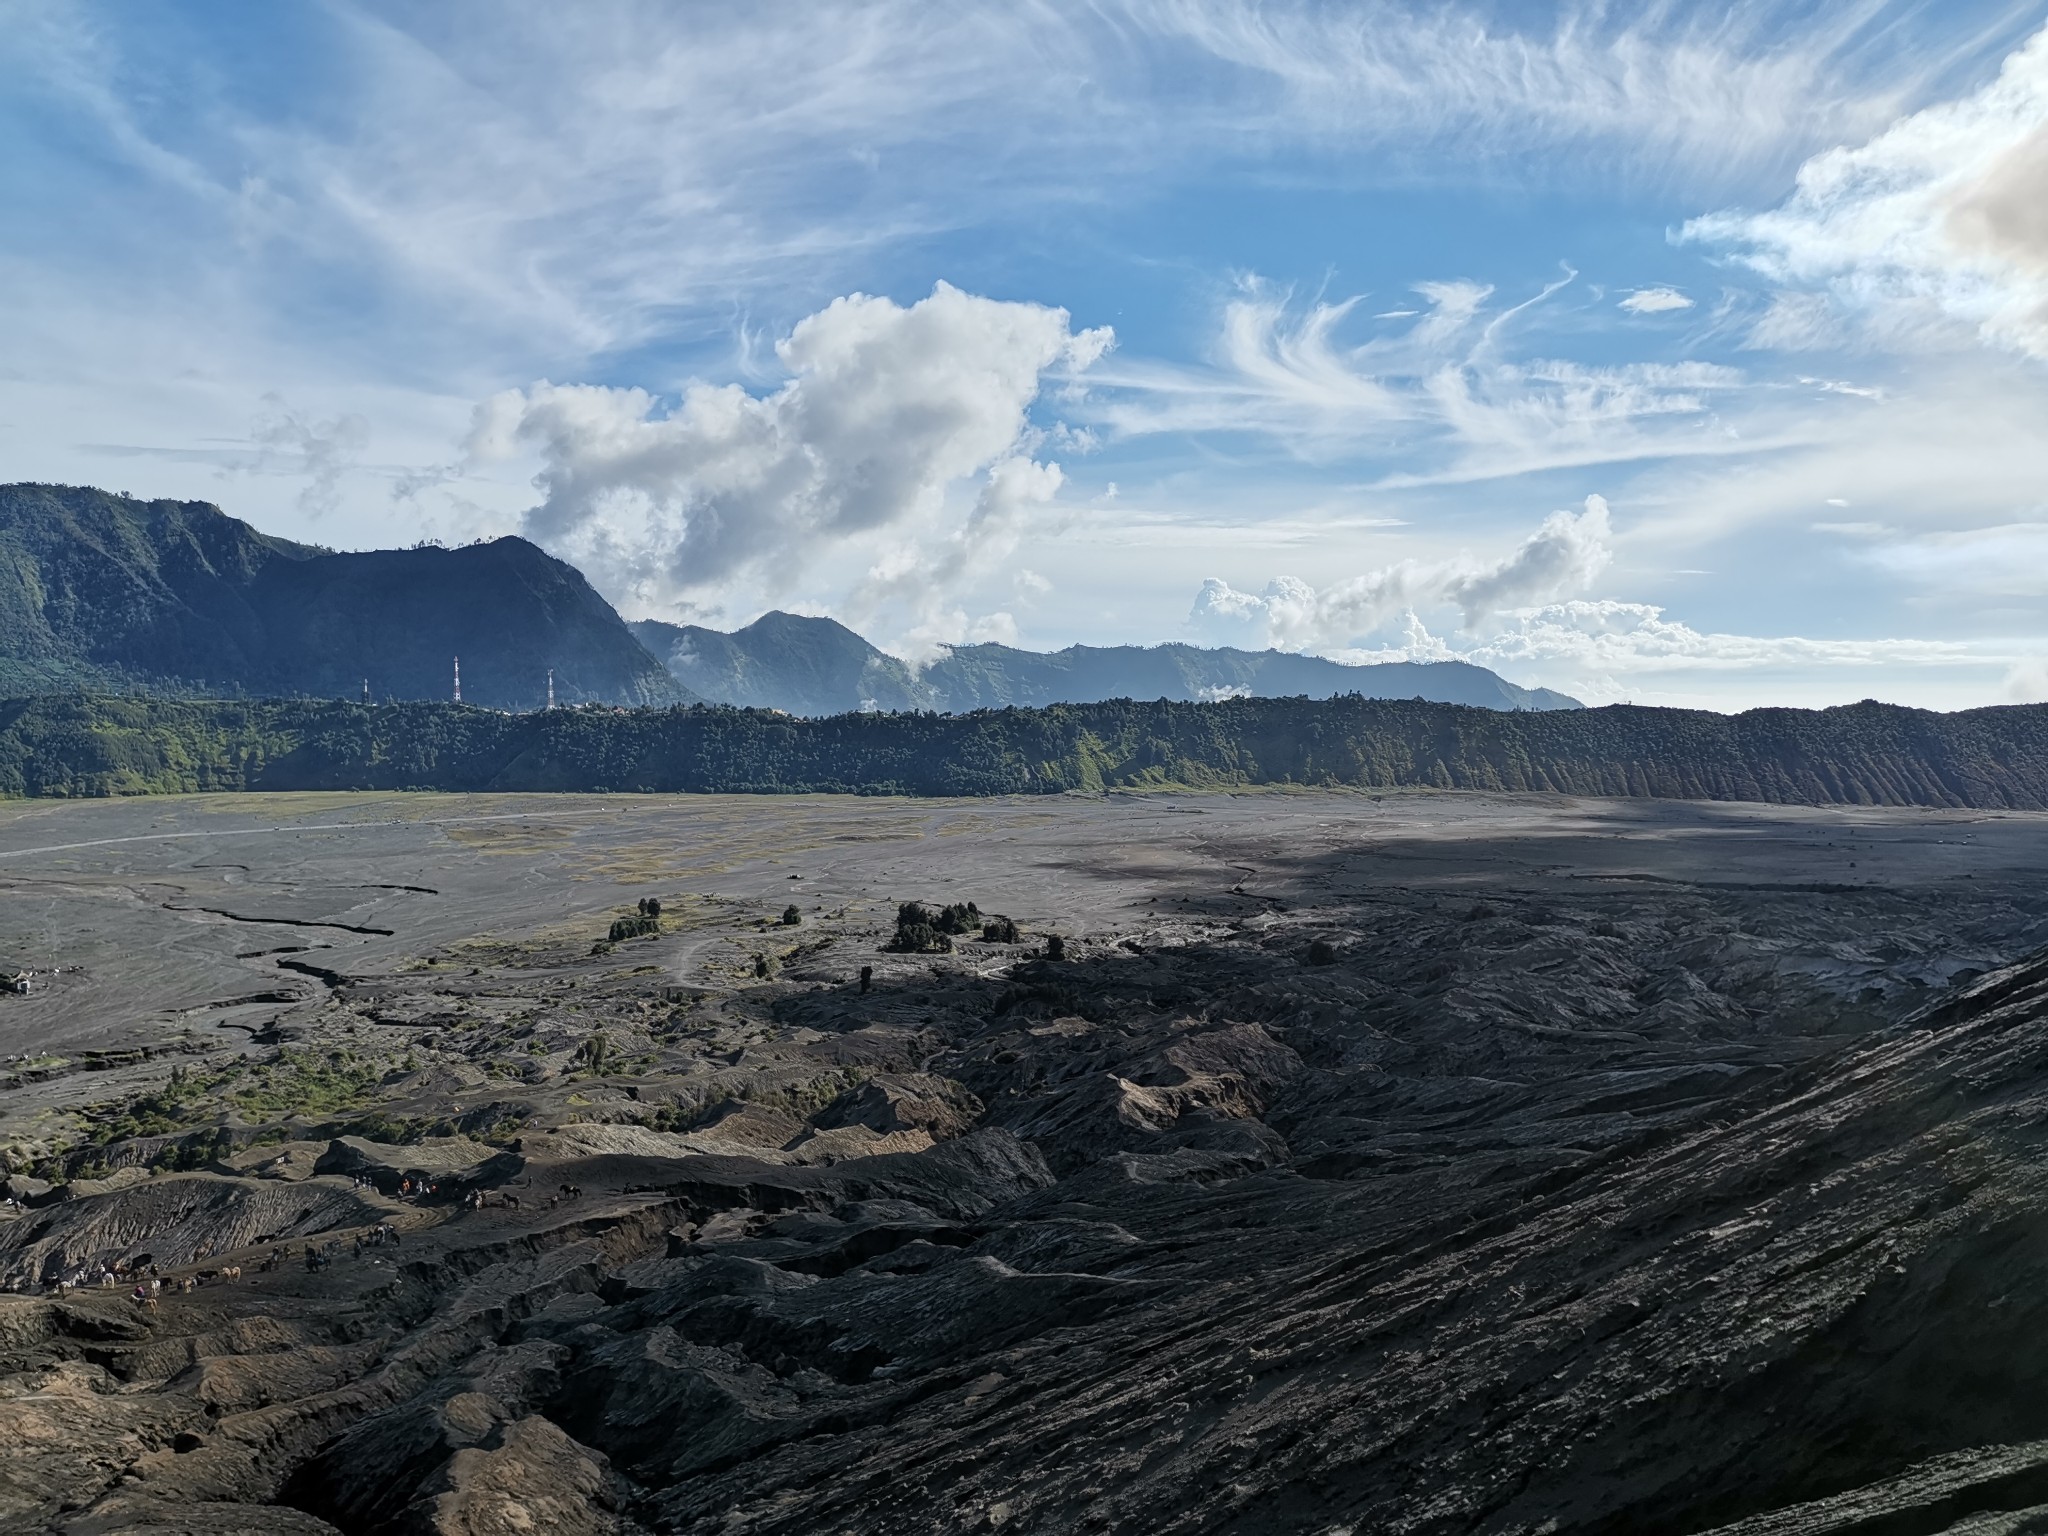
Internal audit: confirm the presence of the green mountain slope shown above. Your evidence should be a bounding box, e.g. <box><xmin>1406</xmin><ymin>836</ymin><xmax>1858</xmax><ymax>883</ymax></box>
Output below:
<box><xmin>0</xmin><ymin>484</ymin><xmax>686</xmax><ymax>708</ymax></box>
<box><xmin>0</xmin><ymin>482</ymin><xmax>323</xmax><ymax>694</ymax></box>
<box><xmin>4</xmin><ymin>693</ymin><xmax>2043</xmax><ymax>809</ymax></box>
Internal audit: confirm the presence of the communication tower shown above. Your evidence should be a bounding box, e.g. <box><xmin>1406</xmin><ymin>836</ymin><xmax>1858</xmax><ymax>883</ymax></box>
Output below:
<box><xmin>453</xmin><ymin>656</ymin><xmax>462</xmax><ymax>704</ymax></box>
<box><xmin>546</xmin><ymin>669</ymin><xmax>555</xmax><ymax>710</ymax></box>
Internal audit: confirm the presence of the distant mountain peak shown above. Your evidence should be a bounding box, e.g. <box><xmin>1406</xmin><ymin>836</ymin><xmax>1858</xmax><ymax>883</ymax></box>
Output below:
<box><xmin>0</xmin><ymin>485</ymin><xmax>1574</xmax><ymax>718</ymax></box>
<box><xmin>633</xmin><ymin>609</ymin><xmax>1579</xmax><ymax>716</ymax></box>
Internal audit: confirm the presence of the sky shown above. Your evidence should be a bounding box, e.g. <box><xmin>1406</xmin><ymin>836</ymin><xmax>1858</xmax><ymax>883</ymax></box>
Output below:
<box><xmin>6</xmin><ymin>1</ymin><xmax>2048</xmax><ymax>710</ymax></box>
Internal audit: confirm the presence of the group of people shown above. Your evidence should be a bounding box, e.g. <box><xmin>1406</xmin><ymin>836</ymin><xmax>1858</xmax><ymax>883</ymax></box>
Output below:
<box><xmin>350</xmin><ymin>1222</ymin><xmax>401</xmax><ymax>1257</ymax></box>
<box><xmin>459</xmin><ymin>1183</ymin><xmax>585</xmax><ymax>1212</ymax></box>
<box><xmin>46</xmin><ymin>1260</ymin><xmax>212</xmax><ymax>1298</ymax></box>
<box><xmin>30</xmin><ymin>1218</ymin><xmax>411</xmax><ymax>1300</ymax></box>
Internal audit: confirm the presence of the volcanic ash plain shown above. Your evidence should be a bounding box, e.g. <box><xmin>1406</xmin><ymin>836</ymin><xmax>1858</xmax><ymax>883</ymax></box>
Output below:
<box><xmin>5</xmin><ymin>790</ymin><xmax>2048</xmax><ymax>1534</ymax></box>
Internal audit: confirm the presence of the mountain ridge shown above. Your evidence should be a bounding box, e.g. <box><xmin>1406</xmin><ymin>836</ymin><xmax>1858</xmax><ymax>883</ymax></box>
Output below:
<box><xmin>632</xmin><ymin>610</ymin><xmax>1581</xmax><ymax>714</ymax></box>
<box><xmin>5</xmin><ymin>692</ymin><xmax>2044</xmax><ymax>808</ymax></box>
<box><xmin>1</xmin><ymin>482</ymin><xmax>1580</xmax><ymax>716</ymax></box>
<box><xmin>0</xmin><ymin>483</ymin><xmax>686</xmax><ymax>709</ymax></box>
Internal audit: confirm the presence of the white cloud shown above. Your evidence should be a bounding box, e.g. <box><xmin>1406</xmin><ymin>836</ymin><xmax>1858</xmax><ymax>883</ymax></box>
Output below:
<box><xmin>1305</xmin><ymin>595</ymin><xmax>2032</xmax><ymax>710</ymax></box>
<box><xmin>1445</xmin><ymin>496</ymin><xmax>1613</xmax><ymax>626</ymax></box>
<box><xmin>1801</xmin><ymin>376</ymin><xmax>1884</xmax><ymax>399</ymax></box>
<box><xmin>1619</xmin><ymin>288</ymin><xmax>1695</xmax><ymax>314</ymax></box>
<box><xmin>470</xmin><ymin>283</ymin><xmax>1110</xmax><ymax>626</ymax></box>
<box><xmin>1093</xmin><ymin>281</ymin><xmax>1753</xmax><ymax>484</ymax></box>
<box><xmin>2005</xmin><ymin>657</ymin><xmax>2048</xmax><ymax>701</ymax></box>
<box><xmin>8</xmin><ymin>2</ymin><xmax>2048</xmax><ymax>711</ymax></box>
<box><xmin>896</xmin><ymin>607</ymin><xmax>1022</xmax><ymax>667</ymax></box>
<box><xmin>1464</xmin><ymin>599</ymin><xmax>1980</xmax><ymax>675</ymax></box>
<box><xmin>251</xmin><ymin>394</ymin><xmax>371</xmax><ymax>519</ymax></box>
<box><xmin>1864</xmin><ymin>521</ymin><xmax>2048</xmax><ymax>594</ymax></box>
<box><xmin>1189</xmin><ymin>495</ymin><xmax>1612</xmax><ymax>649</ymax></box>
<box><xmin>19</xmin><ymin>0</ymin><xmax>1972</xmax><ymax>393</ymax></box>
<box><xmin>1302</xmin><ymin>599</ymin><xmax>2041</xmax><ymax>708</ymax></box>
<box><xmin>1689</xmin><ymin>22</ymin><xmax>2048</xmax><ymax>357</ymax></box>
<box><xmin>1125</xmin><ymin>0</ymin><xmax>2019</xmax><ymax>191</ymax></box>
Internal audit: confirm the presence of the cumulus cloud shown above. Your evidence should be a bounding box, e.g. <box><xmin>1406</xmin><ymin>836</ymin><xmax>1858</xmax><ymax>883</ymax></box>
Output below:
<box><xmin>1618</xmin><ymin>287</ymin><xmax>1694</xmax><ymax>314</ymax></box>
<box><xmin>1189</xmin><ymin>495</ymin><xmax>1612</xmax><ymax>649</ymax></box>
<box><xmin>894</xmin><ymin>607</ymin><xmax>1022</xmax><ymax>668</ymax></box>
<box><xmin>1464</xmin><ymin>599</ymin><xmax>1975</xmax><ymax>674</ymax></box>
<box><xmin>470</xmin><ymin>283</ymin><xmax>1111</xmax><ymax>624</ymax></box>
<box><xmin>1308</xmin><ymin>600</ymin><xmax>2016</xmax><ymax>708</ymax></box>
<box><xmin>1688</xmin><ymin>22</ymin><xmax>2048</xmax><ymax>357</ymax></box>
<box><xmin>1444</xmin><ymin>496</ymin><xmax>1613</xmax><ymax>627</ymax></box>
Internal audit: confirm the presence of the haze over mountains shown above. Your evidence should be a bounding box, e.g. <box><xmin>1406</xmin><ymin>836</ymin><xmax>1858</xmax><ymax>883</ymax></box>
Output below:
<box><xmin>630</xmin><ymin>613</ymin><xmax>1578</xmax><ymax>714</ymax></box>
<box><xmin>0</xmin><ymin>484</ymin><xmax>1579</xmax><ymax>715</ymax></box>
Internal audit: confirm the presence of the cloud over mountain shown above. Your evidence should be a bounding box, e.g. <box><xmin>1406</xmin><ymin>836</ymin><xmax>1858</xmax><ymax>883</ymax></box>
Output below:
<box><xmin>1190</xmin><ymin>495</ymin><xmax>1613</xmax><ymax>649</ymax></box>
<box><xmin>470</xmin><ymin>283</ymin><xmax>1110</xmax><ymax>621</ymax></box>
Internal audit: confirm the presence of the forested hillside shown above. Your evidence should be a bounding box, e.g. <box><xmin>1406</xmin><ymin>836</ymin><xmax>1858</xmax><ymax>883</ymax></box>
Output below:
<box><xmin>0</xmin><ymin>484</ymin><xmax>686</xmax><ymax>708</ymax></box>
<box><xmin>4</xmin><ymin>693</ymin><xmax>2046</xmax><ymax>809</ymax></box>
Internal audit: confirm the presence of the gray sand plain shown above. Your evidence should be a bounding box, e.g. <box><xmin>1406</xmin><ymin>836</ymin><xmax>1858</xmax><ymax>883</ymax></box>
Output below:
<box><xmin>8</xmin><ymin>789</ymin><xmax>2048</xmax><ymax>1533</ymax></box>
<box><xmin>4</xmin><ymin>786</ymin><xmax>2031</xmax><ymax>1089</ymax></box>
<box><xmin>3</xmin><ymin>788</ymin><xmax>2041</xmax><ymax>1159</ymax></box>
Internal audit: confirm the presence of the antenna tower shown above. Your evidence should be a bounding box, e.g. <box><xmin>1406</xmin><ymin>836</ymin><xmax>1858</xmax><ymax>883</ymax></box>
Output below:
<box><xmin>362</xmin><ymin>678</ymin><xmax>370</xmax><ymax>704</ymax></box>
<box><xmin>453</xmin><ymin>656</ymin><xmax>462</xmax><ymax>704</ymax></box>
<box><xmin>546</xmin><ymin>669</ymin><xmax>555</xmax><ymax>710</ymax></box>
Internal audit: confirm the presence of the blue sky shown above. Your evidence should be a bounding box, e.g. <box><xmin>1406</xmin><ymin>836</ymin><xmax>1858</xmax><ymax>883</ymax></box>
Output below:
<box><xmin>7</xmin><ymin>1</ymin><xmax>2048</xmax><ymax>708</ymax></box>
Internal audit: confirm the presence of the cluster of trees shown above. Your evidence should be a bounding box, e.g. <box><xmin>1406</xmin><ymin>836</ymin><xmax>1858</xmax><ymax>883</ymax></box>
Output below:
<box><xmin>607</xmin><ymin>898</ymin><xmax>663</xmax><ymax>943</ymax></box>
<box><xmin>8</xmin><ymin>691</ymin><xmax>2048</xmax><ymax>809</ymax></box>
<box><xmin>886</xmin><ymin>900</ymin><xmax>1023</xmax><ymax>951</ymax></box>
<box><xmin>887</xmin><ymin>900</ymin><xmax>968</xmax><ymax>954</ymax></box>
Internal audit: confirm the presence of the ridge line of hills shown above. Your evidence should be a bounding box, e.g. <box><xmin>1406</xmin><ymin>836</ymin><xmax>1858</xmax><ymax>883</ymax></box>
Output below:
<box><xmin>5</xmin><ymin>692</ymin><xmax>2047</xmax><ymax>809</ymax></box>
<box><xmin>626</xmin><ymin>612</ymin><xmax>1579</xmax><ymax>714</ymax></box>
<box><xmin>0</xmin><ymin>482</ymin><xmax>1578</xmax><ymax>715</ymax></box>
